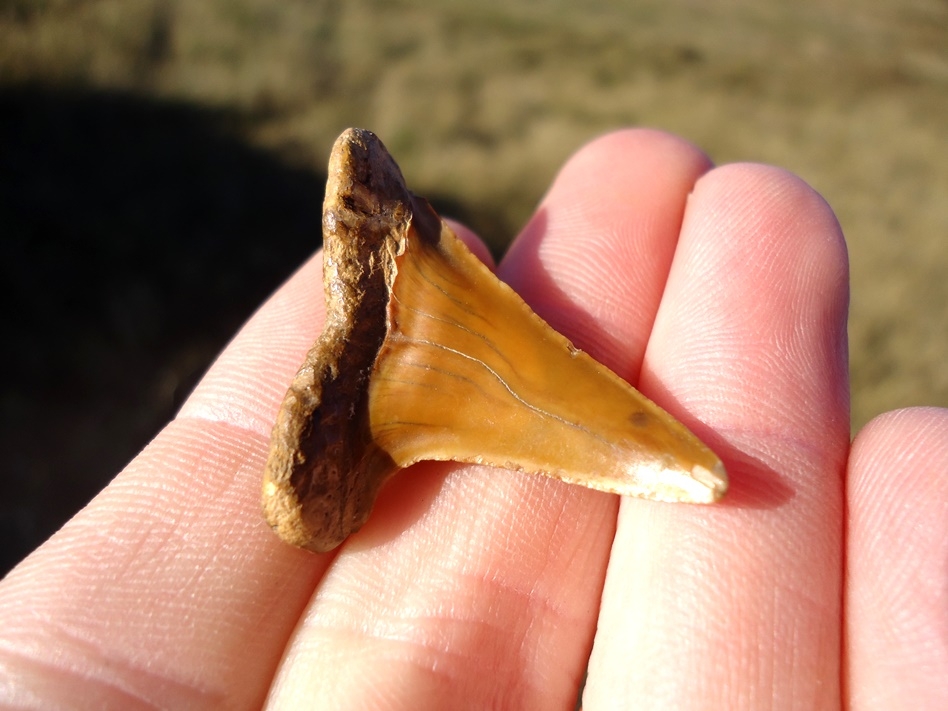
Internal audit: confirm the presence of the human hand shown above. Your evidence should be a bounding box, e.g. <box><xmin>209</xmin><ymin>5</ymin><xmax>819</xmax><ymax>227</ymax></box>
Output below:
<box><xmin>1</xmin><ymin>129</ymin><xmax>945</xmax><ymax>709</ymax></box>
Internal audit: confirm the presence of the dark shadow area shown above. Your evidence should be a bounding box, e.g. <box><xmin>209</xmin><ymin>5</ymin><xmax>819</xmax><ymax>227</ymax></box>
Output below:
<box><xmin>0</xmin><ymin>84</ymin><xmax>328</xmax><ymax>575</ymax></box>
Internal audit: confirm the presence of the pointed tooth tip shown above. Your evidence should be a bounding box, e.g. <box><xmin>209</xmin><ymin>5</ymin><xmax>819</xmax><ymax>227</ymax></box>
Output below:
<box><xmin>691</xmin><ymin>460</ymin><xmax>728</xmax><ymax>501</ymax></box>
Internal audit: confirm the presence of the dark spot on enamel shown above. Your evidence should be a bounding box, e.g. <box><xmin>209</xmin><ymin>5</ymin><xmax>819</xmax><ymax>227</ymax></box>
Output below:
<box><xmin>629</xmin><ymin>411</ymin><xmax>650</xmax><ymax>428</ymax></box>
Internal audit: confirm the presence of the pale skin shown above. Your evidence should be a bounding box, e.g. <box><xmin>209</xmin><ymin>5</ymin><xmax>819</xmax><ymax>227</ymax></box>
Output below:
<box><xmin>0</xmin><ymin>129</ymin><xmax>945</xmax><ymax>710</ymax></box>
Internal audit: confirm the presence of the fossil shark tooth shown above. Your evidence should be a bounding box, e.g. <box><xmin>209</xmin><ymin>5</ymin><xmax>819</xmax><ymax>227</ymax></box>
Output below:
<box><xmin>262</xmin><ymin>128</ymin><xmax>727</xmax><ymax>552</ymax></box>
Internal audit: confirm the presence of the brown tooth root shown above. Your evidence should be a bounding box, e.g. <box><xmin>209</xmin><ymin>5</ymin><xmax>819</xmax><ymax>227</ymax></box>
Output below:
<box><xmin>262</xmin><ymin>127</ymin><xmax>728</xmax><ymax>553</ymax></box>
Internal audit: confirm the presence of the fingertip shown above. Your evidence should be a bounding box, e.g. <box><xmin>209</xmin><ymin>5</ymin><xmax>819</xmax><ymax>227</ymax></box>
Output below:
<box><xmin>649</xmin><ymin>161</ymin><xmax>851</xmax><ymax>455</ymax></box>
<box><xmin>847</xmin><ymin>406</ymin><xmax>948</xmax><ymax>708</ymax></box>
<box><xmin>850</xmin><ymin>406</ymin><xmax>948</xmax><ymax>493</ymax></box>
<box><xmin>690</xmin><ymin>162</ymin><xmax>848</xmax><ymax>288</ymax></box>
<box><xmin>444</xmin><ymin>218</ymin><xmax>495</xmax><ymax>270</ymax></box>
<box><xmin>513</xmin><ymin>128</ymin><xmax>712</xmax><ymax>254</ymax></box>
<box><xmin>551</xmin><ymin>127</ymin><xmax>710</xmax><ymax>182</ymax></box>
<box><xmin>498</xmin><ymin>128</ymin><xmax>712</xmax><ymax>376</ymax></box>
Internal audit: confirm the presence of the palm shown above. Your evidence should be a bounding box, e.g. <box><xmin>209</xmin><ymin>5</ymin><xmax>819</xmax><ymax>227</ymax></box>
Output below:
<box><xmin>1</xmin><ymin>130</ymin><xmax>945</xmax><ymax>710</ymax></box>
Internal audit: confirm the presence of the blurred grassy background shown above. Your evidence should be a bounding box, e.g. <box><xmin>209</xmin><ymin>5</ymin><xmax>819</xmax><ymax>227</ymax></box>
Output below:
<box><xmin>2</xmin><ymin>0</ymin><xmax>946</xmax><ymax>573</ymax></box>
